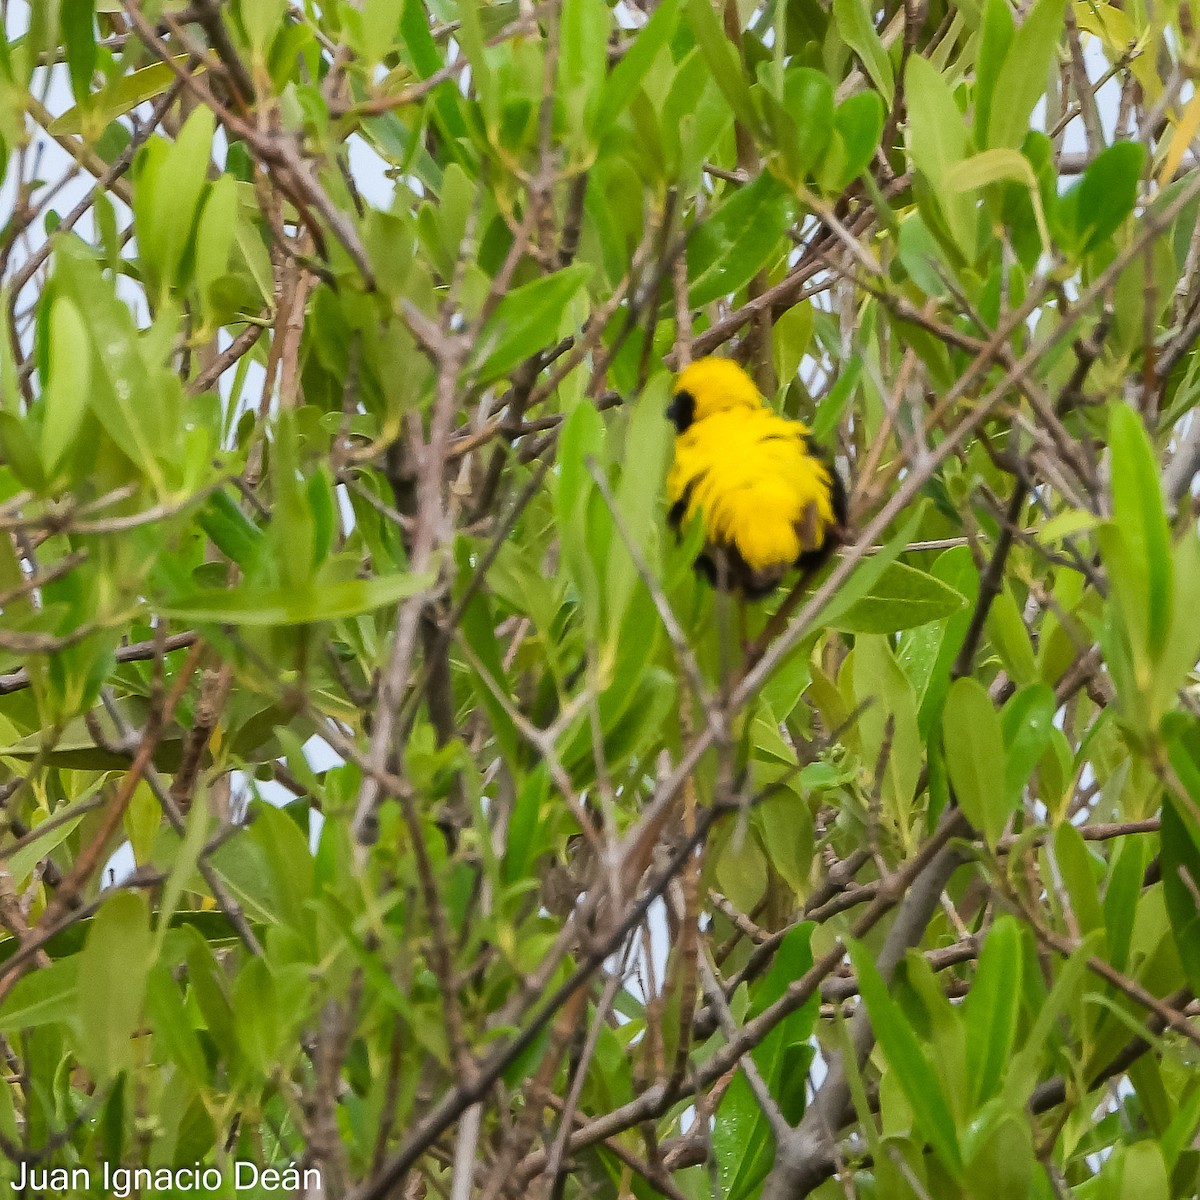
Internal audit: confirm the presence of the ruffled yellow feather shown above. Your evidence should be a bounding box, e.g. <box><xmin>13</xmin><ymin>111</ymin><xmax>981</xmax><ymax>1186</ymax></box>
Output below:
<box><xmin>666</xmin><ymin>358</ymin><xmax>841</xmax><ymax>592</ymax></box>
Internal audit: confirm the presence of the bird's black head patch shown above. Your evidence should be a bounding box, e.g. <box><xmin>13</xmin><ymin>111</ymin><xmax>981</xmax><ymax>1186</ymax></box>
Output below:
<box><xmin>666</xmin><ymin>389</ymin><xmax>696</xmax><ymax>433</ymax></box>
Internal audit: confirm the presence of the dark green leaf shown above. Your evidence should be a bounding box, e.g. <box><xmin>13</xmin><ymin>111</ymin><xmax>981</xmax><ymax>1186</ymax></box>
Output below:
<box><xmin>1075</xmin><ymin>141</ymin><xmax>1147</xmax><ymax>253</ymax></box>
<box><xmin>782</xmin><ymin>68</ymin><xmax>834</xmax><ymax>175</ymax></box>
<box><xmin>62</xmin><ymin>0</ymin><xmax>97</xmax><ymax>105</ymax></box>
<box><xmin>472</xmin><ymin>264</ymin><xmax>592</xmax><ymax>382</ymax></box>
<box><xmin>828</xmin><ymin>560</ymin><xmax>966</xmax><ymax>633</ymax></box>
<box><xmin>831</xmin><ymin>91</ymin><xmax>885</xmax><ymax>187</ymax></box>
<box><xmin>1163</xmin><ymin>732</ymin><xmax>1200</xmax><ymax>994</ymax></box>
<box><xmin>688</xmin><ymin>174</ymin><xmax>796</xmax><ymax>306</ymax></box>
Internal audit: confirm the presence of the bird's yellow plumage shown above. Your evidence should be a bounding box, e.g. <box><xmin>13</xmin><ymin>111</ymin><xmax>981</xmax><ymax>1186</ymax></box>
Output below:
<box><xmin>665</xmin><ymin>358</ymin><xmax>846</xmax><ymax>596</ymax></box>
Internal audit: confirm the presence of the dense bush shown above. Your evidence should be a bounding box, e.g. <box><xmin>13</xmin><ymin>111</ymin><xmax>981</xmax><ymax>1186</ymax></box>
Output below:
<box><xmin>3</xmin><ymin>1</ymin><xmax>1200</xmax><ymax>1197</ymax></box>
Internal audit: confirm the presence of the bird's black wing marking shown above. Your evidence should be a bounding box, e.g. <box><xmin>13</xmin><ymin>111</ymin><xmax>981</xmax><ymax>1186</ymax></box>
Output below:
<box><xmin>667</xmin><ymin>473</ymin><xmax>704</xmax><ymax>532</ymax></box>
<box><xmin>698</xmin><ymin>545</ymin><xmax>782</xmax><ymax>597</ymax></box>
<box><xmin>794</xmin><ymin>448</ymin><xmax>849</xmax><ymax>572</ymax></box>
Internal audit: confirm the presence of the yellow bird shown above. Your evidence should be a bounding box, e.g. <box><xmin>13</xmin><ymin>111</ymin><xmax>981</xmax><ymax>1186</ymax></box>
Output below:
<box><xmin>665</xmin><ymin>357</ymin><xmax>847</xmax><ymax>597</ymax></box>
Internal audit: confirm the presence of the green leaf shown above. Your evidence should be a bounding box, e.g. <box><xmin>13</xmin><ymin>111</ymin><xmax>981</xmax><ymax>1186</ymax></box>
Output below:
<box><xmin>964</xmin><ymin>916</ymin><xmax>1022</xmax><ymax>1105</ymax></box>
<box><xmin>472</xmin><ymin>264</ymin><xmax>592</xmax><ymax>382</ymax></box>
<box><xmin>52</xmin><ymin>59</ymin><xmax>196</xmax><ymax>136</ymax></box>
<box><xmin>905</xmin><ymin>55</ymin><xmax>974</xmax><ymax>254</ymax></box>
<box><xmin>503</xmin><ymin>765</ymin><xmax>549</xmax><ymax>885</ymax></box>
<box><xmin>906</xmin><ymin>54</ymin><xmax>967</xmax><ymax>177</ymax></box>
<box><xmin>608</xmin><ymin>376</ymin><xmax>671</xmax><ymax>632</ymax></box>
<box><xmin>773</xmin><ymin>301</ymin><xmax>814</xmax><ymax>386</ymax></box>
<box><xmin>1161</xmin><ymin>1085</ymin><xmax>1200</xmax><ymax>1171</ymax></box>
<box><xmin>897</xmin><ymin>209</ymin><xmax>954</xmax><ymax>295</ymax></box>
<box><xmin>123</xmin><ymin>779</ymin><xmax>161</xmax><ymax>866</ymax></box>
<box><xmin>1107</xmin><ymin>402</ymin><xmax>1172</xmax><ymax>666</ymax></box>
<box><xmin>360</xmin><ymin>0</ymin><xmax>404</xmax><ymax>63</ymax></box>
<box><xmin>830</xmin><ymin>91</ymin><xmax>885</xmax><ymax>188</ymax></box>
<box><xmin>182</xmin><ymin>927</ymin><xmax>239</xmax><ymax>1061</ymax></box>
<box><xmin>848</xmin><ymin>940</ymin><xmax>963</xmax><ymax>1175</ymax></box>
<box><xmin>62</xmin><ymin>0</ymin><xmax>97</xmax><ymax>105</ymax></box>
<box><xmin>1104</xmin><ymin>832</ymin><xmax>1147</xmax><ymax>975</ymax></box>
<box><xmin>155</xmin><ymin>794</ymin><xmax>210</xmax><ymax>956</ymax></box>
<box><xmin>157</xmin><ymin>107</ymin><xmax>216</xmax><ymax>290</ymax></box>
<box><xmin>145</xmin><ymin>966</ymin><xmax>208</xmax><ymax>1082</ymax></box>
<box><xmin>560</xmin><ymin>0</ymin><xmax>608</xmax><ymax>142</ymax></box>
<box><xmin>717</xmin><ymin>924</ymin><xmax>818</xmax><ymax>1200</ymax></box>
<box><xmin>1118</xmin><ymin>1143</ymin><xmax>1170</xmax><ymax>1200</ymax></box>
<box><xmin>688</xmin><ymin>173</ymin><xmax>796</xmax><ymax>306</ymax></box>
<box><xmin>270</xmin><ymin>409</ymin><xmax>316</xmax><ymax>593</ymax></box>
<box><xmin>460</xmin><ymin>588</ymin><xmax>521</xmax><ymax>771</ymax></box>
<box><xmin>1053</xmin><ymin>822</ymin><xmax>1104</xmax><ymax>938</ymax></box>
<box><xmin>1153</xmin><ymin>528</ymin><xmax>1200</xmax><ymax>722</ymax></box>
<box><xmin>77</xmin><ymin>892</ymin><xmax>154</xmax><ymax>1080</ymax></box>
<box><xmin>554</xmin><ymin>402</ymin><xmax>606</xmax><ymax>639</ymax></box>
<box><xmin>948</xmin><ymin>147</ymin><xmax>1040</xmax><ymax>193</ymax></box>
<box><xmin>1035</xmin><ymin>507</ymin><xmax>1100</xmax><ymax>544</ymax></box>
<box><xmin>828</xmin><ymin>560</ymin><xmax>966</xmax><ymax>633</ymax></box>
<box><xmin>1072</xmin><ymin>141</ymin><xmax>1147</xmax><ymax>254</ymax></box>
<box><xmin>232</xmin><ymin>957</ymin><xmax>281</xmax><ymax>1072</ymax></box>
<box><xmin>241</xmin><ymin>0</ymin><xmax>288</xmax><ymax>56</ymax></box>
<box><xmin>782</xmin><ymin>68</ymin><xmax>834</xmax><ymax>176</ymax></box>
<box><xmin>815</xmin><ymin>503</ymin><xmax>925</xmax><ymax>631</ymax></box>
<box><xmin>962</xmin><ymin>1107</ymin><xmax>1035</xmax><ymax>1200</ymax></box>
<box><xmin>1005</xmin><ymin>935</ymin><xmax>1094</xmax><ymax>1100</ymax></box>
<box><xmin>0</xmin><ymin>299</ymin><xmax>22</xmax><ymax>414</ymax></box>
<box><xmin>52</xmin><ymin>239</ymin><xmax>168</xmax><ymax>488</ymax></box>
<box><xmin>942</xmin><ymin>676</ymin><xmax>1010</xmax><ymax>843</ymax></box>
<box><xmin>159</xmin><ymin>571</ymin><xmax>434</xmax><ymax>625</ymax></box>
<box><xmin>686</xmin><ymin>0</ymin><xmax>759</xmax><ymax>132</ymax></box>
<box><xmin>715</xmin><ymin>827</ymin><xmax>769</xmax><ymax>914</ymax></box>
<box><xmin>595</xmin><ymin>0</ymin><xmax>679</xmax><ymax>135</ymax></box>
<box><xmin>986</xmin><ymin>0</ymin><xmax>1065</xmax><ymax>150</ymax></box>
<box><xmin>985</xmin><ymin>588</ymin><xmax>1037</xmax><ymax>684</ymax></box>
<box><xmin>4</xmin><ymin>804</ymin><xmax>93</xmax><ymax>886</ymax></box>
<box><xmin>832</xmin><ymin>0</ymin><xmax>894</xmax><ymax>102</ymax></box>
<box><xmin>947</xmin><ymin>147</ymin><xmax>1052</xmax><ymax>248</ymax></box>
<box><xmin>811</xmin><ymin>355</ymin><xmax>861</xmax><ymax>440</ymax></box>
<box><xmin>1162</xmin><ymin>735</ymin><xmax>1200</xmax><ymax>994</ymax></box>
<box><xmin>455</xmin><ymin>0</ymin><xmax>494</xmax><ymax>114</ymax></box>
<box><xmin>853</xmin><ymin>635</ymin><xmax>921</xmax><ymax>825</ymax></box>
<box><xmin>1000</xmin><ymin>682</ymin><xmax>1055</xmax><ymax>804</ymax></box>
<box><xmin>974</xmin><ymin>0</ymin><xmax>1014</xmax><ymax>148</ymax></box>
<box><xmin>40</xmin><ymin>295</ymin><xmax>91</xmax><ymax>473</ymax></box>
<box><xmin>0</xmin><ymin>409</ymin><xmax>47</xmax><ymax>492</ymax></box>
<box><xmin>194</xmin><ymin>175</ymin><xmax>238</xmax><ymax>324</ymax></box>
<box><xmin>197</xmin><ymin>490</ymin><xmax>265</xmax><ymax>571</ymax></box>
<box><xmin>0</xmin><ymin>958</ymin><xmax>80</xmax><ymax>1033</ymax></box>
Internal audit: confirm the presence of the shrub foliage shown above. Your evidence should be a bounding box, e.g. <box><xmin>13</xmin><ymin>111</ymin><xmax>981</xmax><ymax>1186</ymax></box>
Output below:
<box><xmin>3</xmin><ymin>1</ymin><xmax>1200</xmax><ymax>1198</ymax></box>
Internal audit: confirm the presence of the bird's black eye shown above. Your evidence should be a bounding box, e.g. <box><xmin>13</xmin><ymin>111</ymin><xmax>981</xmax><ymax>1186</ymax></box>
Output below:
<box><xmin>666</xmin><ymin>389</ymin><xmax>695</xmax><ymax>432</ymax></box>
